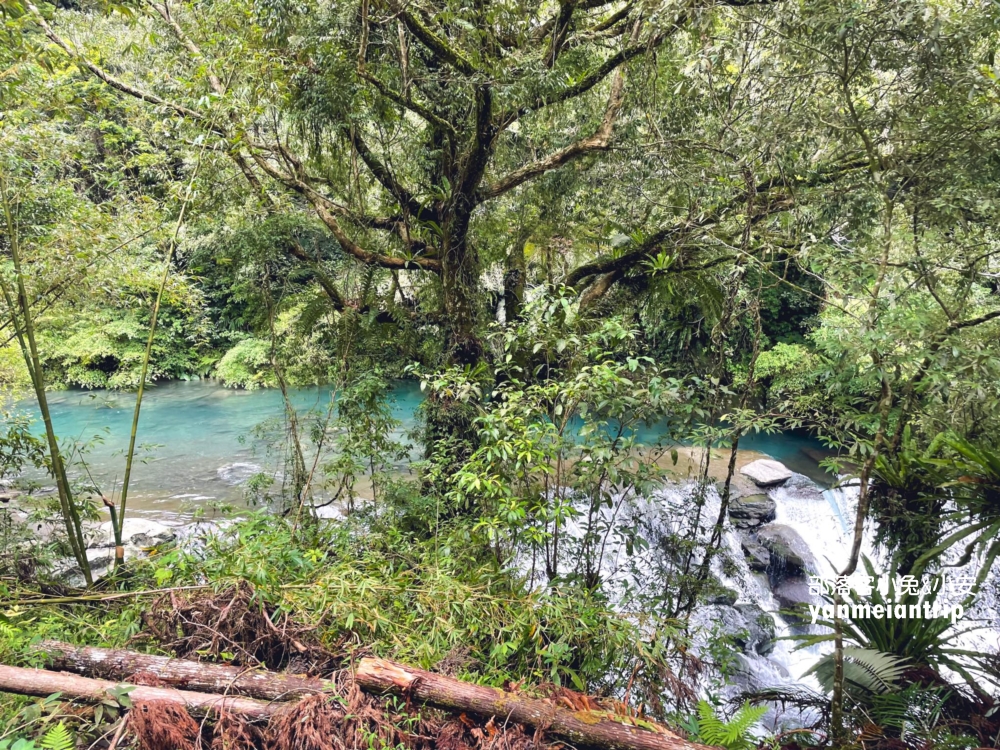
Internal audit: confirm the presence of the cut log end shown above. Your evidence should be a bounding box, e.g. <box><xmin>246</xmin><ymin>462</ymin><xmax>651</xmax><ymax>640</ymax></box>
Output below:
<box><xmin>356</xmin><ymin>656</ymin><xmax>418</xmax><ymax>691</ymax></box>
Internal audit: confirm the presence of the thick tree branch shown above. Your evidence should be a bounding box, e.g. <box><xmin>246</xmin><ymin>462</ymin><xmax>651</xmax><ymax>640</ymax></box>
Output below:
<box><xmin>479</xmin><ymin>27</ymin><xmax>632</xmax><ymax>202</ymax></box>
<box><xmin>394</xmin><ymin>6</ymin><xmax>478</xmax><ymax>76</ymax></box>
<box><xmin>547</xmin><ymin>0</ymin><xmax>578</xmax><ymax>67</ymax></box>
<box><xmin>251</xmin><ymin>151</ymin><xmax>441</xmax><ymax>272</ymax></box>
<box><xmin>455</xmin><ymin>84</ymin><xmax>496</xmax><ymax>201</ymax></box>
<box><xmin>359</xmin><ymin>70</ymin><xmax>457</xmax><ymax>139</ymax></box>
<box><xmin>348</xmin><ymin>130</ymin><xmax>435</xmax><ymax>222</ymax></box>
<box><xmin>148</xmin><ymin>0</ymin><xmax>225</xmax><ymax>95</ymax></box>
<box><xmin>503</xmin><ymin>20</ymin><xmax>680</xmax><ymax>128</ymax></box>
<box><xmin>566</xmin><ymin>158</ymin><xmax>871</xmax><ymax>289</ymax></box>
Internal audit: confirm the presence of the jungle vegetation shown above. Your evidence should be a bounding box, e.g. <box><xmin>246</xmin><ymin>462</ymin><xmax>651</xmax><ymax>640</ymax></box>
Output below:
<box><xmin>3</xmin><ymin>0</ymin><xmax>1000</xmax><ymax>746</ymax></box>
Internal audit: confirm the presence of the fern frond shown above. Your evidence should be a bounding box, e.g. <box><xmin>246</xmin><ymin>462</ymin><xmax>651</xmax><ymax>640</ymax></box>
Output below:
<box><xmin>40</xmin><ymin>723</ymin><xmax>73</xmax><ymax>750</ymax></box>
<box><xmin>694</xmin><ymin>700</ymin><xmax>765</xmax><ymax>750</ymax></box>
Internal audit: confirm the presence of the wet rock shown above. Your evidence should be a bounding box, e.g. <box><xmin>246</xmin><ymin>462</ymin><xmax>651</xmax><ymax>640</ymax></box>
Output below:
<box><xmin>96</xmin><ymin>518</ymin><xmax>177</xmax><ymax>550</ymax></box>
<box><xmin>740</xmin><ymin>459</ymin><xmax>793</xmax><ymax>487</ymax></box>
<box><xmin>738</xmin><ymin>532</ymin><xmax>771</xmax><ymax>572</ymax></box>
<box><xmin>692</xmin><ymin>604</ymin><xmax>747</xmax><ymax>645</ymax></box>
<box><xmin>770</xmin><ymin>472</ymin><xmax>825</xmax><ymax>503</ymax></box>
<box><xmin>705</xmin><ymin>586</ymin><xmax>740</xmax><ymax>606</ymax></box>
<box><xmin>725</xmin><ymin>477</ymin><xmax>761</xmax><ymax>501</ymax></box>
<box><xmin>735</xmin><ymin>603</ymin><xmax>777</xmax><ymax>656</ymax></box>
<box><xmin>771</xmin><ymin>577</ymin><xmax>816</xmax><ymax>621</ymax></box>
<box><xmin>729</xmin><ymin>494</ymin><xmax>776</xmax><ymax>528</ymax></box>
<box><xmin>694</xmin><ymin>603</ymin><xmax>777</xmax><ymax>657</ymax></box>
<box><xmin>757</xmin><ymin>523</ymin><xmax>818</xmax><ymax>576</ymax></box>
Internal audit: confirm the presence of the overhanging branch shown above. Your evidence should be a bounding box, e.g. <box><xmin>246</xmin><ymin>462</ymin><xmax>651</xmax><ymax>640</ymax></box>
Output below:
<box><xmin>251</xmin><ymin>151</ymin><xmax>441</xmax><ymax>272</ymax></box>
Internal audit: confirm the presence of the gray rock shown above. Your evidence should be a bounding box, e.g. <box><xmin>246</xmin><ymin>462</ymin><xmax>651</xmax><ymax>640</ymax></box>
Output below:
<box><xmin>771</xmin><ymin>472</ymin><xmax>826</xmax><ymax>503</ymax></box>
<box><xmin>729</xmin><ymin>494</ymin><xmax>777</xmax><ymax>528</ymax></box>
<box><xmin>771</xmin><ymin>577</ymin><xmax>817</xmax><ymax>621</ymax></box>
<box><xmin>740</xmin><ymin>459</ymin><xmax>793</xmax><ymax>487</ymax></box>
<box><xmin>705</xmin><ymin>586</ymin><xmax>740</xmax><ymax>606</ymax></box>
<box><xmin>735</xmin><ymin>603</ymin><xmax>777</xmax><ymax>656</ymax></box>
<box><xmin>739</xmin><ymin>533</ymin><xmax>771</xmax><ymax>572</ymax></box>
<box><xmin>757</xmin><ymin>523</ymin><xmax>818</xmax><ymax>576</ymax></box>
<box><xmin>696</xmin><ymin>603</ymin><xmax>777</xmax><ymax>657</ymax></box>
<box><xmin>725</xmin><ymin>478</ymin><xmax>760</xmax><ymax>501</ymax></box>
<box><xmin>130</xmin><ymin>531</ymin><xmax>177</xmax><ymax>547</ymax></box>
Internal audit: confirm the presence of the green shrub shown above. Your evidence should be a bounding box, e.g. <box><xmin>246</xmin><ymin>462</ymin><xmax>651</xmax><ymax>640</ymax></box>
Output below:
<box><xmin>215</xmin><ymin>338</ymin><xmax>274</xmax><ymax>389</ymax></box>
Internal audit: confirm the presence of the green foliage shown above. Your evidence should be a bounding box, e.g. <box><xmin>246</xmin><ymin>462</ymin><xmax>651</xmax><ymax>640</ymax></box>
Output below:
<box><xmin>0</xmin><ymin>346</ymin><xmax>29</xmax><ymax>390</ymax></box>
<box><xmin>421</xmin><ymin>294</ymin><xmax>695</xmax><ymax>592</ymax></box>
<box><xmin>690</xmin><ymin>701</ymin><xmax>767</xmax><ymax>750</ymax></box>
<box><xmin>796</xmin><ymin>557</ymin><xmax>993</xmax><ymax>688</ymax></box>
<box><xmin>39</xmin><ymin>300</ymin><xmax>212</xmax><ymax>389</ymax></box>
<box><xmin>215</xmin><ymin>337</ymin><xmax>274</xmax><ymax>389</ymax></box>
<box><xmin>0</xmin><ymin>410</ymin><xmax>45</xmax><ymax>480</ymax></box>
<box><xmin>323</xmin><ymin>369</ymin><xmax>408</xmax><ymax>508</ymax></box>
<box><xmin>38</xmin><ymin>723</ymin><xmax>73</xmax><ymax>750</ymax></box>
<box><xmin>110</xmin><ymin>513</ymin><xmax>685</xmax><ymax>703</ymax></box>
<box><xmin>736</xmin><ymin>343</ymin><xmax>817</xmax><ymax>398</ymax></box>
<box><xmin>807</xmin><ymin>648</ymin><xmax>909</xmax><ymax>701</ymax></box>
<box><xmin>0</xmin><ymin>740</ymin><xmax>39</xmax><ymax>750</ymax></box>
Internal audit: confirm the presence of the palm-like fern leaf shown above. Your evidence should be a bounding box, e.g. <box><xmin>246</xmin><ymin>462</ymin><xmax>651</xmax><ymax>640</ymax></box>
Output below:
<box><xmin>808</xmin><ymin>647</ymin><xmax>909</xmax><ymax>699</ymax></box>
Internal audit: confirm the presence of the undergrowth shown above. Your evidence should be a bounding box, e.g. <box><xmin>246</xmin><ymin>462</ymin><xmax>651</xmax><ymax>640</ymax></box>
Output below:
<box><xmin>0</xmin><ymin>511</ymin><xmax>693</xmax><ymax>744</ymax></box>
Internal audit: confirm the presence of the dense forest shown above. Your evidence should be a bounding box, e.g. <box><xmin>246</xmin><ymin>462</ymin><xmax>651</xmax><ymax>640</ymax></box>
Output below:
<box><xmin>2</xmin><ymin>0</ymin><xmax>1000</xmax><ymax>746</ymax></box>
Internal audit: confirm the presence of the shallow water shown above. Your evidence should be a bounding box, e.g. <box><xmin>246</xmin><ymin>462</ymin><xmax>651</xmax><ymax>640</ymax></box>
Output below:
<box><xmin>14</xmin><ymin>380</ymin><xmax>422</xmax><ymax>520</ymax></box>
<box><xmin>11</xmin><ymin>379</ymin><xmax>835</xmax><ymax>520</ymax></box>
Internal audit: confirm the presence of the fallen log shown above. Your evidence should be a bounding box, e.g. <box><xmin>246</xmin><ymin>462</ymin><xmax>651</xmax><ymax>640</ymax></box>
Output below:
<box><xmin>0</xmin><ymin>665</ymin><xmax>279</xmax><ymax>719</ymax></box>
<box><xmin>35</xmin><ymin>640</ymin><xmax>326</xmax><ymax>700</ymax></box>
<box><xmin>31</xmin><ymin>642</ymin><xmax>715</xmax><ymax>750</ymax></box>
<box><xmin>355</xmin><ymin>657</ymin><xmax>713</xmax><ymax>750</ymax></box>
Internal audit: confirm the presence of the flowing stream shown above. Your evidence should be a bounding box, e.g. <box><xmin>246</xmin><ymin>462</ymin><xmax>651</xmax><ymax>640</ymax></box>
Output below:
<box><xmin>13</xmin><ymin>378</ymin><xmax>835</xmax><ymax>520</ymax></box>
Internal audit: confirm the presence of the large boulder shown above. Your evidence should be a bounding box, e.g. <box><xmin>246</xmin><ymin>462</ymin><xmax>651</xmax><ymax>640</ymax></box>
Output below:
<box><xmin>771</xmin><ymin>577</ymin><xmax>817</xmax><ymax>622</ymax></box>
<box><xmin>96</xmin><ymin>517</ymin><xmax>177</xmax><ymax>550</ymax></box>
<box><xmin>738</xmin><ymin>532</ymin><xmax>771</xmax><ymax>572</ymax></box>
<box><xmin>735</xmin><ymin>603</ymin><xmax>777</xmax><ymax>656</ymax></box>
<box><xmin>695</xmin><ymin>603</ymin><xmax>778</xmax><ymax>657</ymax></box>
<box><xmin>770</xmin><ymin>472</ymin><xmax>826</xmax><ymax>503</ymax></box>
<box><xmin>729</xmin><ymin>494</ymin><xmax>777</xmax><ymax>528</ymax></box>
<box><xmin>704</xmin><ymin>586</ymin><xmax>740</xmax><ymax>606</ymax></box>
<box><xmin>740</xmin><ymin>459</ymin><xmax>793</xmax><ymax>487</ymax></box>
<box><xmin>757</xmin><ymin>523</ymin><xmax>818</xmax><ymax>576</ymax></box>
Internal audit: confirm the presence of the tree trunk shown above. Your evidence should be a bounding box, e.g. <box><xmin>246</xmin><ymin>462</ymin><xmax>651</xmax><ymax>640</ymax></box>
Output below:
<box><xmin>440</xmin><ymin>229</ymin><xmax>484</xmax><ymax>366</ymax></box>
<box><xmin>503</xmin><ymin>242</ymin><xmax>525</xmax><ymax>324</ymax></box>
<box><xmin>34</xmin><ymin>641</ymin><xmax>327</xmax><ymax>701</ymax></box>
<box><xmin>0</xmin><ymin>665</ymin><xmax>279</xmax><ymax>719</ymax></box>
<box><xmin>355</xmin><ymin>657</ymin><xmax>713</xmax><ymax>750</ymax></box>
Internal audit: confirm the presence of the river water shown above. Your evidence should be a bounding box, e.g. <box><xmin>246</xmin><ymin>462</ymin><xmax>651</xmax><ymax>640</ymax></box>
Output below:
<box><xmin>11</xmin><ymin>379</ymin><xmax>837</xmax><ymax>521</ymax></box>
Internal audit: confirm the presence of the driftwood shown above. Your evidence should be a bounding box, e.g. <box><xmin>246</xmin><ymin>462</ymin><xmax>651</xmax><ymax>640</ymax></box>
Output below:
<box><xmin>35</xmin><ymin>640</ymin><xmax>326</xmax><ymax>700</ymax></box>
<box><xmin>0</xmin><ymin>665</ymin><xmax>279</xmax><ymax>719</ymax></box>
<box><xmin>356</xmin><ymin>657</ymin><xmax>713</xmax><ymax>750</ymax></box>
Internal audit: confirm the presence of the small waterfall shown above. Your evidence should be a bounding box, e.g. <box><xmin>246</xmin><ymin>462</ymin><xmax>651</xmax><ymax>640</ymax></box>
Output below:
<box><xmin>524</xmin><ymin>463</ymin><xmax>1000</xmax><ymax>724</ymax></box>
